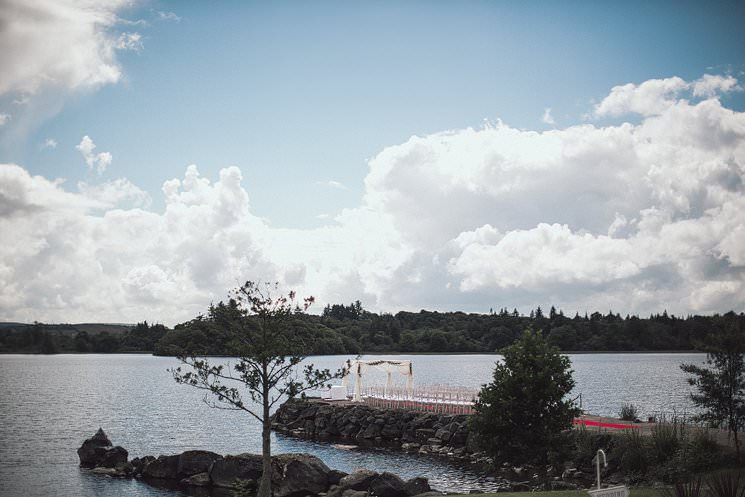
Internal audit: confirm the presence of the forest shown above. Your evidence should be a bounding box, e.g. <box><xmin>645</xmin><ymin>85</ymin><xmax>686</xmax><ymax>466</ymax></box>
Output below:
<box><xmin>1</xmin><ymin>302</ymin><xmax>742</xmax><ymax>355</ymax></box>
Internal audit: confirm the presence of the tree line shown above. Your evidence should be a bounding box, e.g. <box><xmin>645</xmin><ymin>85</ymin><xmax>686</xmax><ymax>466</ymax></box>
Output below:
<box><xmin>1</xmin><ymin>303</ymin><xmax>743</xmax><ymax>355</ymax></box>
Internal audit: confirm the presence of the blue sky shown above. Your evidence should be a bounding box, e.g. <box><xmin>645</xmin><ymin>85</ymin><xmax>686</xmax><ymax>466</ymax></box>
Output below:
<box><xmin>1</xmin><ymin>0</ymin><xmax>745</xmax><ymax>323</ymax></box>
<box><xmin>5</xmin><ymin>1</ymin><xmax>745</xmax><ymax>227</ymax></box>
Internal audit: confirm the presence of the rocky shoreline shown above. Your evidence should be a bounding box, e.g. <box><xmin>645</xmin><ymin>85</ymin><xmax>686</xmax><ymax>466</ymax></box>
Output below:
<box><xmin>271</xmin><ymin>398</ymin><xmax>614</xmax><ymax>492</ymax></box>
<box><xmin>78</xmin><ymin>428</ymin><xmax>437</xmax><ymax>497</ymax></box>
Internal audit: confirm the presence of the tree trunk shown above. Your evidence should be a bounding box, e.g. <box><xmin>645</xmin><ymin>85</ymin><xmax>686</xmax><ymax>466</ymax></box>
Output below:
<box><xmin>257</xmin><ymin>381</ymin><xmax>272</xmax><ymax>497</ymax></box>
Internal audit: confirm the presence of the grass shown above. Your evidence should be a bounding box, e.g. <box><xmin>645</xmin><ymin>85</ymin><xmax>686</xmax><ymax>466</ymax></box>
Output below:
<box><xmin>456</xmin><ymin>488</ymin><xmax>661</xmax><ymax>497</ymax></box>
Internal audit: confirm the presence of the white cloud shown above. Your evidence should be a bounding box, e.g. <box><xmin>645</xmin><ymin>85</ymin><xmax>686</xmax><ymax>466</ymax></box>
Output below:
<box><xmin>0</xmin><ymin>0</ymin><xmax>137</xmax><ymax>96</ymax></box>
<box><xmin>0</xmin><ymin>113</ymin><xmax>10</xmax><ymax>125</ymax></box>
<box><xmin>594</xmin><ymin>75</ymin><xmax>742</xmax><ymax>118</ymax></box>
<box><xmin>1</xmin><ymin>74</ymin><xmax>744</xmax><ymax>324</ymax></box>
<box><xmin>78</xmin><ymin>178</ymin><xmax>150</xmax><ymax>209</ymax></box>
<box><xmin>76</xmin><ymin>135</ymin><xmax>112</xmax><ymax>174</ymax></box>
<box><xmin>542</xmin><ymin>107</ymin><xmax>555</xmax><ymax>125</ymax></box>
<box><xmin>156</xmin><ymin>10</ymin><xmax>181</xmax><ymax>22</ymax></box>
<box><xmin>692</xmin><ymin>74</ymin><xmax>740</xmax><ymax>98</ymax></box>
<box><xmin>114</xmin><ymin>32</ymin><xmax>143</xmax><ymax>52</ymax></box>
<box><xmin>594</xmin><ymin>77</ymin><xmax>689</xmax><ymax>117</ymax></box>
<box><xmin>41</xmin><ymin>138</ymin><xmax>57</xmax><ymax>149</ymax></box>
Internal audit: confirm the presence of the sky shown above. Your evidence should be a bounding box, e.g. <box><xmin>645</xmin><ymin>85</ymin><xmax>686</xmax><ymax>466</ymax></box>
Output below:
<box><xmin>1</xmin><ymin>0</ymin><xmax>745</xmax><ymax>325</ymax></box>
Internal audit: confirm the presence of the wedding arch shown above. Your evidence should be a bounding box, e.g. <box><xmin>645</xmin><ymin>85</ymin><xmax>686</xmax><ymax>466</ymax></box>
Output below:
<box><xmin>341</xmin><ymin>359</ymin><xmax>413</xmax><ymax>402</ymax></box>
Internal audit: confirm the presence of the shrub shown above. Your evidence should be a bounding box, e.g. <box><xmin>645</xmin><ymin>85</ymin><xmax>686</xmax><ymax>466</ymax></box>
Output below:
<box><xmin>707</xmin><ymin>471</ymin><xmax>745</xmax><ymax>497</ymax></box>
<box><xmin>659</xmin><ymin>478</ymin><xmax>706</xmax><ymax>497</ymax></box>
<box><xmin>619</xmin><ymin>403</ymin><xmax>639</xmax><ymax>421</ymax></box>
<box><xmin>616</xmin><ymin>429</ymin><xmax>648</xmax><ymax>475</ymax></box>
<box><xmin>651</xmin><ymin>417</ymin><xmax>685</xmax><ymax>464</ymax></box>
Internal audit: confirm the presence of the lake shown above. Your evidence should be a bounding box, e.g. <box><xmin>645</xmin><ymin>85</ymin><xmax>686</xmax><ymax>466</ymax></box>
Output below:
<box><xmin>0</xmin><ymin>352</ymin><xmax>704</xmax><ymax>496</ymax></box>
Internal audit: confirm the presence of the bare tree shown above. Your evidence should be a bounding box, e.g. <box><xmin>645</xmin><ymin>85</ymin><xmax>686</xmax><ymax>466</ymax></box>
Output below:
<box><xmin>171</xmin><ymin>281</ymin><xmax>345</xmax><ymax>497</ymax></box>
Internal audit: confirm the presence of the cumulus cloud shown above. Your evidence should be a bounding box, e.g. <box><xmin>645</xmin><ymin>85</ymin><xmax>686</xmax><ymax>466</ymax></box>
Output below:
<box><xmin>0</xmin><ymin>0</ymin><xmax>139</xmax><ymax>96</ymax></box>
<box><xmin>594</xmin><ymin>77</ymin><xmax>689</xmax><ymax>117</ymax></box>
<box><xmin>692</xmin><ymin>74</ymin><xmax>741</xmax><ymax>98</ymax></box>
<box><xmin>0</xmin><ymin>113</ymin><xmax>10</xmax><ymax>125</ymax></box>
<box><xmin>41</xmin><ymin>138</ymin><xmax>57</xmax><ymax>149</ymax></box>
<box><xmin>1</xmin><ymin>74</ymin><xmax>744</xmax><ymax>324</ymax></box>
<box><xmin>594</xmin><ymin>74</ymin><xmax>743</xmax><ymax>118</ymax></box>
<box><xmin>76</xmin><ymin>135</ymin><xmax>112</xmax><ymax>174</ymax></box>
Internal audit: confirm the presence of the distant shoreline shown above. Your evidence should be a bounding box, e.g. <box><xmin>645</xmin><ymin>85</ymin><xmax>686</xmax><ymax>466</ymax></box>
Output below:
<box><xmin>0</xmin><ymin>349</ymin><xmax>704</xmax><ymax>356</ymax></box>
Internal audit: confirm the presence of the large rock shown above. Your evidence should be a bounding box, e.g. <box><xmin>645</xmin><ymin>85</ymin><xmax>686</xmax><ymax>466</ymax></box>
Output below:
<box><xmin>142</xmin><ymin>454</ymin><xmax>180</xmax><ymax>479</ymax></box>
<box><xmin>272</xmin><ymin>453</ymin><xmax>332</xmax><ymax>497</ymax></box>
<box><xmin>369</xmin><ymin>472</ymin><xmax>407</xmax><ymax>497</ymax></box>
<box><xmin>78</xmin><ymin>428</ymin><xmax>123</xmax><ymax>468</ymax></box>
<box><xmin>339</xmin><ymin>469</ymin><xmax>379</xmax><ymax>491</ymax></box>
<box><xmin>178</xmin><ymin>450</ymin><xmax>222</xmax><ymax>477</ymax></box>
<box><xmin>404</xmin><ymin>477</ymin><xmax>431</xmax><ymax>496</ymax></box>
<box><xmin>209</xmin><ymin>453</ymin><xmax>263</xmax><ymax>488</ymax></box>
<box><xmin>96</xmin><ymin>446</ymin><xmax>129</xmax><ymax>468</ymax></box>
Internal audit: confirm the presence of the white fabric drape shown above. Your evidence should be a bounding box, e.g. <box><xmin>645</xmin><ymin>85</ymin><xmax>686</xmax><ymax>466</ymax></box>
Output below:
<box><xmin>341</xmin><ymin>360</ymin><xmax>414</xmax><ymax>402</ymax></box>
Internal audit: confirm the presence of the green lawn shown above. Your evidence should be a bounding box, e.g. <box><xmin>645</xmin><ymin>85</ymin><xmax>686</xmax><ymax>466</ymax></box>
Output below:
<box><xmin>457</xmin><ymin>488</ymin><xmax>660</xmax><ymax>497</ymax></box>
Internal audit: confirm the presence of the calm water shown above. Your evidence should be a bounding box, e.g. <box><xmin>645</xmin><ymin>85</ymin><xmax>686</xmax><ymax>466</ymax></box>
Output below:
<box><xmin>0</xmin><ymin>353</ymin><xmax>704</xmax><ymax>497</ymax></box>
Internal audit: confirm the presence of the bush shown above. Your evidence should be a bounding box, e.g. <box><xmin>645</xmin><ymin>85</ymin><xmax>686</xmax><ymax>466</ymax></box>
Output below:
<box><xmin>470</xmin><ymin>329</ymin><xmax>580</xmax><ymax>464</ymax></box>
<box><xmin>616</xmin><ymin>429</ymin><xmax>649</xmax><ymax>475</ymax></box>
<box><xmin>651</xmin><ymin>417</ymin><xmax>685</xmax><ymax>464</ymax></box>
<box><xmin>619</xmin><ymin>403</ymin><xmax>639</xmax><ymax>421</ymax></box>
<box><xmin>707</xmin><ymin>471</ymin><xmax>745</xmax><ymax>497</ymax></box>
<box><xmin>659</xmin><ymin>478</ymin><xmax>706</xmax><ymax>497</ymax></box>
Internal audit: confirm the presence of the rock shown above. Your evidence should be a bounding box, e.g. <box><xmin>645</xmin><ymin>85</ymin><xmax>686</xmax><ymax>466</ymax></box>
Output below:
<box><xmin>415</xmin><ymin>429</ymin><xmax>436</xmax><ymax>443</ymax></box>
<box><xmin>210</xmin><ymin>453</ymin><xmax>263</xmax><ymax>488</ymax></box>
<box><xmin>142</xmin><ymin>454</ymin><xmax>180</xmax><ymax>479</ymax></box>
<box><xmin>329</xmin><ymin>469</ymin><xmax>349</xmax><ymax>486</ymax></box>
<box><xmin>77</xmin><ymin>429</ymin><xmax>123</xmax><ymax>468</ymax></box>
<box><xmin>272</xmin><ymin>453</ymin><xmax>332</xmax><ymax>497</ymax></box>
<box><xmin>131</xmin><ymin>455</ymin><xmax>155</xmax><ymax>476</ymax></box>
<box><xmin>97</xmin><ymin>446</ymin><xmax>128</xmax><ymax>468</ymax></box>
<box><xmin>343</xmin><ymin>490</ymin><xmax>368</xmax><ymax>497</ymax></box>
<box><xmin>181</xmin><ymin>472</ymin><xmax>211</xmax><ymax>487</ymax></box>
<box><xmin>369</xmin><ymin>472</ymin><xmax>407</xmax><ymax>497</ymax></box>
<box><xmin>339</xmin><ymin>469</ymin><xmax>379</xmax><ymax>491</ymax></box>
<box><xmin>91</xmin><ymin>467</ymin><xmax>124</xmax><ymax>477</ymax></box>
<box><xmin>178</xmin><ymin>450</ymin><xmax>222</xmax><ymax>477</ymax></box>
<box><xmin>404</xmin><ymin>477</ymin><xmax>431</xmax><ymax>496</ymax></box>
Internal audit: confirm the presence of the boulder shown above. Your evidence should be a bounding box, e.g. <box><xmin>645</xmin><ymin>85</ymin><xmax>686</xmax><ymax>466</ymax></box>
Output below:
<box><xmin>272</xmin><ymin>453</ymin><xmax>332</xmax><ymax>497</ymax></box>
<box><xmin>131</xmin><ymin>455</ymin><xmax>155</xmax><ymax>476</ymax></box>
<box><xmin>328</xmin><ymin>469</ymin><xmax>349</xmax><ymax>485</ymax></box>
<box><xmin>369</xmin><ymin>472</ymin><xmax>407</xmax><ymax>497</ymax></box>
<box><xmin>404</xmin><ymin>477</ymin><xmax>431</xmax><ymax>496</ymax></box>
<box><xmin>209</xmin><ymin>453</ymin><xmax>263</xmax><ymax>488</ymax></box>
<box><xmin>339</xmin><ymin>469</ymin><xmax>379</xmax><ymax>491</ymax></box>
<box><xmin>343</xmin><ymin>490</ymin><xmax>369</xmax><ymax>497</ymax></box>
<box><xmin>77</xmin><ymin>429</ymin><xmax>121</xmax><ymax>468</ymax></box>
<box><xmin>181</xmin><ymin>472</ymin><xmax>211</xmax><ymax>487</ymax></box>
<box><xmin>97</xmin><ymin>446</ymin><xmax>129</xmax><ymax>468</ymax></box>
<box><xmin>142</xmin><ymin>454</ymin><xmax>180</xmax><ymax>479</ymax></box>
<box><xmin>177</xmin><ymin>450</ymin><xmax>222</xmax><ymax>477</ymax></box>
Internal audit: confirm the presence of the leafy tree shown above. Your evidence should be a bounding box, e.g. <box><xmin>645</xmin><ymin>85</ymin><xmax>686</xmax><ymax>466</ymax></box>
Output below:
<box><xmin>471</xmin><ymin>329</ymin><xmax>579</xmax><ymax>464</ymax></box>
<box><xmin>170</xmin><ymin>281</ymin><xmax>345</xmax><ymax>497</ymax></box>
<box><xmin>681</xmin><ymin>317</ymin><xmax>745</xmax><ymax>461</ymax></box>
